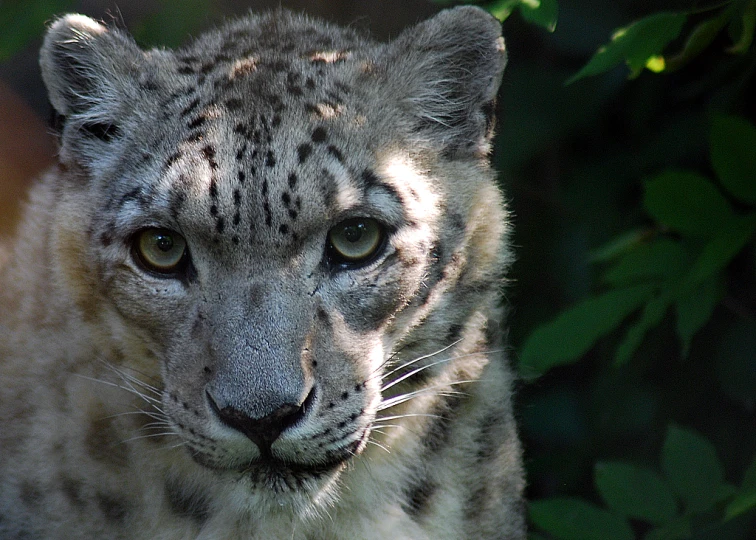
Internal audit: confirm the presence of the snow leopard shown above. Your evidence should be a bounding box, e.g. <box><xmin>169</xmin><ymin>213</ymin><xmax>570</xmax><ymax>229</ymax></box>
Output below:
<box><xmin>0</xmin><ymin>6</ymin><xmax>525</xmax><ymax>539</ymax></box>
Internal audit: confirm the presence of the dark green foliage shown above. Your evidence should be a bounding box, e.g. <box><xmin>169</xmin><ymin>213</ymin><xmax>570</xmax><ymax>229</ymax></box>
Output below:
<box><xmin>0</xmin><ymin>0</ymin><xmax>75</xmax><ymax>60</ymax></box>
<box><xmin>489</xmin><ymin>0</ymin><xmax>756</xmax><ymax>537</ymax></box>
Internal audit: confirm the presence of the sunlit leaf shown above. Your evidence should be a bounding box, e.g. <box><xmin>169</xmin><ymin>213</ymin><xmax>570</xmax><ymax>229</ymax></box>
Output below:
<box><xmin>710</xmin><ymin>114</ymin><xmax>756</xmax><ymax>205</ymax></box>
<box><xmin>519</xmin><ymin>0</ymin><xmax>559</xmax><ymax>32</ymax></box>
<box><xmin>645</xmin><ymin>55</ymin><xmax>666</xmax><ymax>72</ymax></box>
<box><xmin>594</xmin><ymin>462</ymin><xmax>678</xmax><ymax>525</ymax></box>
<box><xmin>601</xmin><ymin>238</ymin><xmax>690</xmax><ymax>287</ymax></box>
<box><xmin>529</xmin><ymin>498</ymin><xmax>634</xmax><ymax>540</ymax></box>
<box><xmin>567</xmin><ymin>12</ymin><xmax>687</xmax><ymax>84</ymax></box>
<box><xmin>662</xmin><ymin>425</ymin><xmax>730</xmax><ymax>513</ymax></box>
<box><xmin>674</xmin><ymin>275</ymin><xmax>723</xmax><ymax>357</ymax></box>
<box><xmin>643</xmin><ymin>170</ymin><xmax>737</xmax><ymax>238</ymax></box>
<box><xmin>519</xmin><ymin>284</ymin><xmax>655</xmax><ymax>379</ymax></box>
<box><xmin>486</xmin><ymin>0</ymin><xmax>523</xmax><ymax>21</ymax></box>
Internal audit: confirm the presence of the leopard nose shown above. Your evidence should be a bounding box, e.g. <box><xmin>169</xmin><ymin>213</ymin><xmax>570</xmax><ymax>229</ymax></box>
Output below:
<box><xmin>206</xmin><ymin>387</ymin><xmax>315</xmax><ymax>455</ymax></box>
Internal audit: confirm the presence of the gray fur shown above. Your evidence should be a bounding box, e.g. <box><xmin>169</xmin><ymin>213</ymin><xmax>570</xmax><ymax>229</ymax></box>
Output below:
<box><xmin>0</xmin><ymin>7</ymin><xmax>525</xmax><ymax>538</ymax></box>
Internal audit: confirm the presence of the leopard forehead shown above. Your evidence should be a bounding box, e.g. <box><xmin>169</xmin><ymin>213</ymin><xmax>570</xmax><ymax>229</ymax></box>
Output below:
<box><xmin>103</xmin><ymin>13</ymin><xmax>417</xmax><ymax>257</ymax></box>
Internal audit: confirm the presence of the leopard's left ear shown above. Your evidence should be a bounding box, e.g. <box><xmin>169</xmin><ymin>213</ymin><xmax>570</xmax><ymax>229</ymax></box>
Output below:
<box><xmin>383</xmin><ymin>6</ymin><xmax>506</xmax><ymax>158</ymax></box>
<box><xmin>40</xmin><ymin>14</ymin><xmax>143</xmax><ymax>143</ymax></box>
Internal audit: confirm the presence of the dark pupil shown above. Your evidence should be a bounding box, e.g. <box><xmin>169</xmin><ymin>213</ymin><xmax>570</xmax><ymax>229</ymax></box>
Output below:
<box><xmin>343</xmin><ymin>222</ymin><xmax>364</xmax><ymax>243</ymax></box>
<box><xmin>155</xmin><ymin>234</ymin><xmax>174</xmax><ymax>252</ymax></box>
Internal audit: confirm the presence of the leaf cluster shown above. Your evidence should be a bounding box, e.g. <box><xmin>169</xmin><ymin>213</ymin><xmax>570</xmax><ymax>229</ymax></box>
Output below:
<box><xmin>531</xmin><ymin>427</ymin><xmax>756</xmax><ymax>539</ymax></box>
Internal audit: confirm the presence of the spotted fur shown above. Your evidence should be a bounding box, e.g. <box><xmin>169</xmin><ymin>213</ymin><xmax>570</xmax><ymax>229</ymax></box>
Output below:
<box><xmin>0</xmin><ymin>7</ymin><xmax>525</xmax><ymax>538</ymax></box>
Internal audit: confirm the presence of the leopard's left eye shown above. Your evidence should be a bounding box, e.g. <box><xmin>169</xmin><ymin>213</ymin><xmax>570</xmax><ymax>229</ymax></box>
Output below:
<box><xmin>327</xmin><ymin>218</ymin><xmax>385</xmax><ymax>267</ymax></box>
<box><xmin>133</xmin><ymin>228</ymin><xmax>188</xmax><ymax>275</ymax></box>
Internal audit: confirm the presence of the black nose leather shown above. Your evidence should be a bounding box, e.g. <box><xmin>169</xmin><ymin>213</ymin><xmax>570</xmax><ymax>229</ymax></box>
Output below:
<box><xmin>207</xmin><ymin>389</ymin><xmax>313</xmax><ymax>455</ymax></box>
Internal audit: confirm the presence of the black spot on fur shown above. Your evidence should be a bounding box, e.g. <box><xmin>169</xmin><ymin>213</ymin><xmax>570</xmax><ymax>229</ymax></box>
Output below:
<box><xmin>424</xmin><ymin>394</ymin><xmax>466</xmax><ymax>454</ymax></box>
<box><xmin>165</xmin><ymin>476</ymin><xmax>211</xmax><ymax>524</ymax></box>
<box><xmin>403</xmin><ymin>478</ymin><xmax>437</xmax><ymax>519</ymax></box>
<box><xmin>361</xmin><ymin>169</ymin><xmax>380</xmax><ymax>188</ymax></box>
<box><xmin>209</xmin><ymin>179</ymin><xmax>218</xmax><ymax>199</ymax></box>
<box><xmin>216</xmin><ymin>217</ymin><xmax>226</xmax><ymax>234</ymax></box>
<box><xmin>180</xmin><ymin>98</ymin><xmax>201</xmax><ymax>118</ymax></box>
<box><xmin>97</xmin><ymin>492</ymin><xmax>129</xmax><ymax>522</ymax></box>
<box><xmin>288</xmin><ymin>173</ymin><xmax>298</xmax><ymax>189</ymax></box>
<box><xmin>279</xmin><ymin>224</ymin><xmax>289</xmax><ymax>235</ymax></box>
<box><xmin>202</xmin><ymin>146</ymin><xmax>218</xmax><ymax>169</ymax></box>
<box><xmin>60</xmin><ymin>476</ymin><xmax>86</xmax><ymax>508</ymax></box>
<box><xmin>265</xmin><ymin>150</ymin><xmax>276</xmax><ymax>167</ymax></box>
<box><xmin>19</xmin><ymin>481</ymin><xmax>42</xmax><ymax>507</ymax></box>
<box><xmin>446</xmin><ymin>324</ymin><xmax>464</xmax><ymax>343</ymax></box>
<box><xmin>297</xmin><ymin>143</ymin><xmax>312</xmax><ymax>164</ymax></box>
<box><xmin>327</xmin><ymin>145</ymin><xmax>344</xmax><ymax>163</ymax></box>
<box><xmin>311</xmin><ymin>126</ymin><xmax>327</xmax><ymax>143</ymax></box>
<box><xmin>226</xmin><ymin>97</ymin><xmax>243</xmax><ymax>110</ymax></box>
<box><xmin>86</xmin><ymin>416</ymin><xmax>128</xmax><ymax>467</ymax></box>
<box><xmin>187</xmin><ymin>116</ymin><xmax>207</xmax><ymax>130</ymax></box>
<box><xmin>304</xmin><ymin>103</ymin><xmax>322</xmax><ymax>117</ymax></box>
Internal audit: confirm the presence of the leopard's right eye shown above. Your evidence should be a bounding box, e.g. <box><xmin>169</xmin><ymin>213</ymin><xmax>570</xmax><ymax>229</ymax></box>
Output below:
<box><xmin>133</xmin><ymin>228</ymin><xmax>188</xmax><ymax>275</ymax></box>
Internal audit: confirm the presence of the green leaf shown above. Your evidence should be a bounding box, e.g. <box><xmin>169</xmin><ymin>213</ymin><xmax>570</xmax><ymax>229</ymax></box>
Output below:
<box><xmin>519</xmin><ymin>0</ymin><xmax>559</xmax><ymax>32</ymax></box>
<box><xmin>529</xmin><ymin>497</ymin><xmax>634</xmax><ymax>540</ymax></box>
<box><xmin>728</xmin><ymin>0</ymin><xmax>756</xmax><ymax>54</ymax></box>
<box><xmin>674</xmin><ymin>275</ymin><xmax>723</xmax><ymax>357</ymax></box>
<box><xmin>519</xmin><ymin>284</ymin><xmax>656</xmax><ymax>379</ymax></box>
<box><xmin>567</xmin><ymin>12</ymin><xmax>687</xmax><ymax>84</ymax></box>
<box><xmin>665</xmin><ymin>7</ymin><xmax>733</xmax><ymax>72</ymax></box>
<box><xmin>595</xmin><ymin>462</ymin><xmax>678</xmax><ymax>525</ymax></box>
<box><xmin>726</xmin><ymin>455</ymin><xmax>756</xmax><ymax>519</ymax></box>
<box><xmin>643</xmin><ymin>170</ymin><xmax>737</xmax><ymax>238</ymax></box>
<box><xmin>132</xmin><ymin>0</ymin><xmax>213</xmax><ymax>48</ymax></box>
<box><xmin>602</xmin><ymin>238</ymin><xmax>690</xmax><ymax>287</ymax></box>
<box><xmin>645</xmin><ymin>515</ymin><xmax>692</xmax><ymax>540</ymax></box>
<box><xmin>677</xmin><ymin>214</ymin><xmax>756</xmax><ymax>291</ymax></box>
<box><xmin>710</xmin><ymin>114</ymin><xmax>756</xmax><ymax>205</ymax></box>
<box><xmin>662</xmin><ymin>425</ymin><xmax>728</xmax><ymax>513</ymax></box>
<box><xmin>615</xmin><ymin>293</ymin><xmax>670</xmax><ymax>365</ymax></box>
<box><xmin>589</xmin><ymin>228</ymin><xmax>652</xmax><ymax>263</ymax></box>
<box><xmin>486</xmin><ymin>0</ymin><xmax>523</xmax><ymax>22</ymax></box>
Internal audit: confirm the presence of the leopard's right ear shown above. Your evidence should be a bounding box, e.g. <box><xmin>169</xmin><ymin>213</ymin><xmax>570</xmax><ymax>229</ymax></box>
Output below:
<box><xmin>40</xmin><ymin>14</ymin><xmax>142</xmax><ymax>140</ymax></box>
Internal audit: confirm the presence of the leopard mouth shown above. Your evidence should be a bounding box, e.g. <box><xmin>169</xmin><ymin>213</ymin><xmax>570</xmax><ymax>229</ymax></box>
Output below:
<box><xmin>188</xmin><ymin>431</ymin><xmax>369</xmax><ymax>492</ymax></box>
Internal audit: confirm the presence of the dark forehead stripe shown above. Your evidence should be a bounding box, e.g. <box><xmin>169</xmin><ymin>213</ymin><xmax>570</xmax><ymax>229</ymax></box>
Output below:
<box><xmin>359</xmin><ymin>168</ymin><xmax>404</xmax><ymax>213</ymax></box>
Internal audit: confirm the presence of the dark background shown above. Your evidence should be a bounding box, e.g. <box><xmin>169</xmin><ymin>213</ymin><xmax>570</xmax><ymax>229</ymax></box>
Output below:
<box><xmin>1</xmin><ymin>0</ymin><xmax>754</xmax><ymax>536</ymax></box>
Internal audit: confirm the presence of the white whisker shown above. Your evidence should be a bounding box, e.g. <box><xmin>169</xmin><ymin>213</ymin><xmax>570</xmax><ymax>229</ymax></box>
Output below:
<box><xmin>378</xmin><ymin>380</ymin><xmax>476</xmax><ymax>411</ymax></box>
<box><xmin>365</xmin><ymin>439</ymin><xmax>391</xmax><ymax>454</ymax></box>
<box><xmin>120</xmin><ymin>432</ymin><xmax>178</xmax><ymax>444</ymax></box>
<box><xmin>381</xmin><ymin>340</ymin><xmax>461</xmax><ymax>382</ymax></box>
